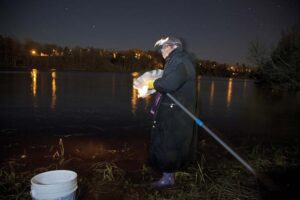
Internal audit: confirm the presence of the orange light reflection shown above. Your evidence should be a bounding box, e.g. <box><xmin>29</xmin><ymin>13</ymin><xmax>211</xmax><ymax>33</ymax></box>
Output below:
<box><xmin>131</xmin><ymin>76</ymin><xmax>151</xmax><ymax>114</ymax></box>
<box><xmin>131</xmin><ymin>78</ymin><xmax>138</xmax><ymax>114</ymax></box>
<box><xmin>51</xmin><ymin>70</ymin><xmax>57</xmax><ymax>110</ymax></box>
<box><xmin>31</xmin><ymin>68</ymin><xmax>38</xmax><ymax>97</ymax></box>
<box><xmin>227</xmin><ymin>78</ymin><xmax>233</xmax><ymax>109</ymax></box>
<box><xmin>209</xmin><ymin>81</ymin><xmax>215</xmax><ymax>106</ymax></box>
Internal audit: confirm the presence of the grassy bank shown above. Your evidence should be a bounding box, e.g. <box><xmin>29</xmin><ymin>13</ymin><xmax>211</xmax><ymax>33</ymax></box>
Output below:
<box><xmin>0</xmin><ymin>138</ymin><xmax>299</xmax><ymax>199</ymax></box>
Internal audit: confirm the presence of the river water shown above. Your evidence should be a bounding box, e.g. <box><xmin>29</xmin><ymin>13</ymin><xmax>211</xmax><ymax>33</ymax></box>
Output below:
<box><xmin>0</xmin><ymin>69</ymin><xmax>299</xmax><ymax>146</ymax></box>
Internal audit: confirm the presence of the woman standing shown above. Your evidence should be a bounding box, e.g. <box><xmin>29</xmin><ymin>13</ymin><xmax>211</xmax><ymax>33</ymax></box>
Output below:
<box><xmin>148</xmin><ymin>36</ymin><xmax>197</xmax><ymax>188</ymax></box>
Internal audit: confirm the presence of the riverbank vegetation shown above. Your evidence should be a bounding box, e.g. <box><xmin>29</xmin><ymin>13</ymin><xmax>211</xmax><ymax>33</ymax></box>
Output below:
<box><xmin>1</xmin><ymin>137</ymin><xmax>299</xmax><ymax>199</ymax></box>
<box><xmin>248</xmin><ymin>25</ymin><xmax>300</xmax><ymax>91</ymax></box>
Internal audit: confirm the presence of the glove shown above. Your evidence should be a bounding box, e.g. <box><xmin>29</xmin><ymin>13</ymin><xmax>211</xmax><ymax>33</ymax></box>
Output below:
<box><xmin>147</xmin><ymin>80</ymin><xmax>155</xmax><ymax>90</ymax></box>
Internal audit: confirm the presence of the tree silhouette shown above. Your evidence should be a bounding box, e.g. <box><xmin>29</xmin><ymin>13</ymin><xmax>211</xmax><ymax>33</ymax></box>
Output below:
<box><xmin>249</xmin><ymin>25</ymin><xmax>300</xmax><ymax>90</ymax></box>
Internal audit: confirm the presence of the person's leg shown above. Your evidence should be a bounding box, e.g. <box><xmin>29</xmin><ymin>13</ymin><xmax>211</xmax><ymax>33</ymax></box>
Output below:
<box><xmin>151</xmin><ymin>172</ymin><xmax>175</xmax><ymax>188</ymax></box>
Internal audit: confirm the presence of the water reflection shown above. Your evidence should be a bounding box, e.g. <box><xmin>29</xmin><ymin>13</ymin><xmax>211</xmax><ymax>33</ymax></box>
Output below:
<box><xmin>131</xmin><ymin>77</ymin><xmax>138</xmax><ymax>114</ymax></box>
<box><xmin>2</xmin><ymin>72</ymin><xmax>297</xmax><ymax>143</ymax></box>
<box><xmin>227</xmin><ymin>78</ymin><xmax>233</xmax><ymax>109</ymax></box>
<box><xmin>30</xmin><ymin>68</ymin><xmax>58</xmax><ymax>109</ymax></box>
<box><xmin>131</xmin><ymin>75</ymin><xmax>151</xmax><ymax>114</ymax></box>
<box><xmin>31</xmin><ymin>68</ymin><xmax>38</xmax><ymax>109</ymax></box>
<box><xmin>209</xmin><ymin>81</ymin><xmax>215</xmax><ymax>106</ymax></box>
<box><xmin>51</xmin><ymin>70</ymin><xmax>57</xmax><ymax>110</ymax></box>
<box><xmin>31</xmin><ymin>68</ymin><xmax>38</xmax><ymax>97</ymax></box>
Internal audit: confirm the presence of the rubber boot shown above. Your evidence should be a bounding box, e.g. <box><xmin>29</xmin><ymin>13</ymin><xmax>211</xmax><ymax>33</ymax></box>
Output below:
<box><xmin>151</xmin><ymin>172</ymin><xmax>175</xmax><ymax>188</ymax></box>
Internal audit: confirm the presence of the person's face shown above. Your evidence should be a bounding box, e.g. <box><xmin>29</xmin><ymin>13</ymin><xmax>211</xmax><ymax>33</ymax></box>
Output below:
<box><xmin>161</xmin><ymin>45</ymin><xmax>173</xmax><ymax>59</ymax></box>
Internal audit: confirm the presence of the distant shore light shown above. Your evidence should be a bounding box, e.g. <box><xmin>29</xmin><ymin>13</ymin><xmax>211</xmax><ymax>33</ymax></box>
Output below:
<box><xmin>131</xmin><ymin>72</ymin><xmax>139</xmax><ymax>77</ymax></box>
<box><xmin>31</xmin><ymin>50</ymin><xmax>37</xmax><ymax>55</ymax></box>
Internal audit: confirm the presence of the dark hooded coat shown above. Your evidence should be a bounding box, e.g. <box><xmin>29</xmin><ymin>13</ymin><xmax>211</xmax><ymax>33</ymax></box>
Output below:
<box><xmin>150</xmin><ymin>48</ymin><xmax>196</xmax><ymax>172</ymax></box>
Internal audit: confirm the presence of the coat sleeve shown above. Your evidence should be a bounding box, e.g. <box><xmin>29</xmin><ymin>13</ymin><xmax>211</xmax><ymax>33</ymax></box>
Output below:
<box><xmin>154</xmin><ymin>62</ymin><xmax>187</xmax><ymax>93</ymax></box>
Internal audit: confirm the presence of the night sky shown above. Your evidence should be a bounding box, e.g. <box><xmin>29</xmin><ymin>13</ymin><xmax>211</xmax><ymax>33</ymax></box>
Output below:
<box><xmin>0</xmin><ymin>0</ymin><xmax>299</xmax><ymax>64</ymax></box>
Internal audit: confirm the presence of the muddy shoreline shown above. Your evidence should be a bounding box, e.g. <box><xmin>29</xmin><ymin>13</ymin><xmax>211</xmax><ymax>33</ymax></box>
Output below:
<box><xmin>1</xmin><ymin>127</ymin><xmax>299</xmax><ymax>199</ymax></box>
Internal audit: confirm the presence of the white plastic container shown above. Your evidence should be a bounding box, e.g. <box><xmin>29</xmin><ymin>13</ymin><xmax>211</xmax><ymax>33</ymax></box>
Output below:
<box><xmin>31</xmin><ymin>170</ymin><xmax>77</xmax><ymax>200</ymax></box>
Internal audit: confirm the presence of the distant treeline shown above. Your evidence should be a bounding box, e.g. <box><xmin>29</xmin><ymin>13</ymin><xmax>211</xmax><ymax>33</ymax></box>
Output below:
<box><xmin>0</xmin><ymin>35</ymin><xmax>254</xmax><ymax>77</ymax></box>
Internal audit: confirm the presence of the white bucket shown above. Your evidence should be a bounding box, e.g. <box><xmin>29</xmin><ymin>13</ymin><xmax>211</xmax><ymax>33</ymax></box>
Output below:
<box><xmin>31</xmin><ymin>170</ymin><xmax>77</xmax><ymax>200</ymax></box>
